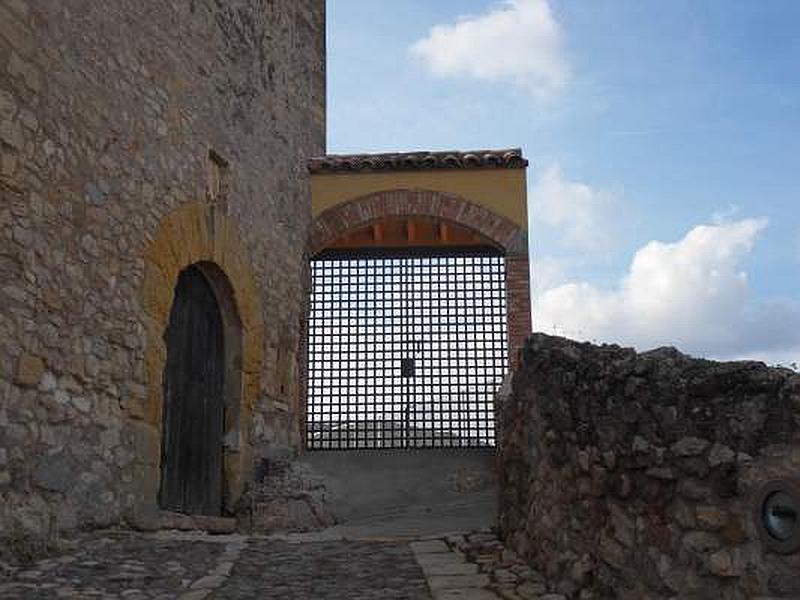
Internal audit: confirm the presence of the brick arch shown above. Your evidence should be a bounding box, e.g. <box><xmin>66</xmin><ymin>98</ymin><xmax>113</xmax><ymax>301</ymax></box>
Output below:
<box><xmin>139</xmin><ymin>200</ymin><xmax>265</xmax><ymax>512</ymax></box>
<box><xmin>309</xmin><ymin>189</ymin><xmax>531</xmax><ymax>369</ymax></box>
<box><xmin>310</xmin><ymin>189</ymin><xmax>528</xmax><ymax>257</ymax></box>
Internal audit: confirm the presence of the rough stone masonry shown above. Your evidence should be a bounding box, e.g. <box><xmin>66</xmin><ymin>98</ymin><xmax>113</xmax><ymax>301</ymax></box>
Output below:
<box><xmin>0</xmin><ymin>0</ymin><xmax>325</xmax><ymax>538</ymax></box>
<box><xmin>498</xmin><ymin>333</ymin><xmax>800</xmax><ymax>599</ymax></box>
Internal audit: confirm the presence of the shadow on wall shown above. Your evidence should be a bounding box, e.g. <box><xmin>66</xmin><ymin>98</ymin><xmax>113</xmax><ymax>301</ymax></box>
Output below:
<box><xmin>497</xmin><ymin>333</ymin><xmax>800</xmax><ymax>599</ymax></box>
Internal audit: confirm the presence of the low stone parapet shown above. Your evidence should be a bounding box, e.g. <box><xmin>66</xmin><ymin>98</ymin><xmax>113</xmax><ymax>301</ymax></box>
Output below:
<box><xmin>497</xmin><ymin>333</ymin><xmax>800</xmax><ymax>598</ymax></box>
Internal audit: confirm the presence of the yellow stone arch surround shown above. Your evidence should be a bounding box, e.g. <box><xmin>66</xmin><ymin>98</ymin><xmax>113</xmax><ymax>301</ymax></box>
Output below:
<box><xmin>140</xmin><ymin>200</ymin><xmax>265</xmax><ymax>512</ymax></box>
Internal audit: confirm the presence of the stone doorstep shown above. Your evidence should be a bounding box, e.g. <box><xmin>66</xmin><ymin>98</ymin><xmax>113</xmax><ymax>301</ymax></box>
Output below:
<box><xmin>159</xmin><ymin>512</ymin><xmax>237</xmax><ymax>534</ymax></box>
<box><xmin>130</xmin><ymin>508</ymin><xmax>238</xmax><ymax>534</ymax></box>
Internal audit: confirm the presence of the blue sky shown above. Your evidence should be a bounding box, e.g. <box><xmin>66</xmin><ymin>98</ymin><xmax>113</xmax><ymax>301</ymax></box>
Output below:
<box><xmin>326</xmin><ymin>0</ymin><xmax>800</xmax><ymax>364</ymax></box>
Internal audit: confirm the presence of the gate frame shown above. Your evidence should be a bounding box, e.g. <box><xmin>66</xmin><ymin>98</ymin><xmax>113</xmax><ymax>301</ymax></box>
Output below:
<box><xmin>306</xmin><ymin>149</ymin><xmax>532</xmax><ymax>452</ymax></box>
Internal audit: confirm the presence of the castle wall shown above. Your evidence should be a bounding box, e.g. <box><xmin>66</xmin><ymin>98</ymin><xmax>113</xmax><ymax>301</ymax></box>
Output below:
<box><xmin>0</xmin><ymin>0</ymin><xmax>325</xmax><ymax>535</ymax></box>
<box><xmin>498</xmin><ymin>334</ymin><xmax>800</xmax><ymax>599</ymax></box>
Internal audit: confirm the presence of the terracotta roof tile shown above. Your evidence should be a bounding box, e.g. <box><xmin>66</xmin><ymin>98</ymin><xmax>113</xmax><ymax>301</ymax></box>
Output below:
<box><xmin>308</xmin><ymin>148</ymin><xmax>527</xmax><ymax>174</ymax></box>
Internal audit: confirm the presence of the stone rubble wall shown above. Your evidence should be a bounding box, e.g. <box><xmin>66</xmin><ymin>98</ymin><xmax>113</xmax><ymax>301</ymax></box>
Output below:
<box><xmin>498</xmin><ymin>333</ymin><xmax>800</xmax><ymax>599</ymax></box>
<box><xmin>238</xmin><ymin>458</ymin><xmax>336</xmax><ymax>534</ymax></box>
<box><xmin>0</xmin><ymin>0</ymin><xmax>325</xmax><ymax>537</ymax></box>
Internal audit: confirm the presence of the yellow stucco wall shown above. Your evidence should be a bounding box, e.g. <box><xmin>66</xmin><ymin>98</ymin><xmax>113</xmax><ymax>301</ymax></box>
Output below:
<box><xmin>311</xmin><ymin>168</ymin><xmax>528</xmax><ymax>230</ymax></box>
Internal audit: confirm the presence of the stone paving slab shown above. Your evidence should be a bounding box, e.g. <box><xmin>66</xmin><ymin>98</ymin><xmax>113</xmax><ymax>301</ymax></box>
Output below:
<box><xmin>410</xmin><ymin>540</ymin><xmax>450</xmax><ymax>554</ymax></box>
<box><xmin>421</xmin><ymin>561</ymin><xmax>479</xmax><ymax>576</ymax></box>
<box><xmin>415</xmin><ymin>553</ymin><xmax>473</xmax><ymax>567</ymax></box>
<box><xmin>428</xmin><ymin>574</ymin><xmax>491</xmax><ymax>591</ymax></box>
<box><xmin>409</xmin><ymin>535</ymin><xmax>501</xmax><ymax>600</ymax></box>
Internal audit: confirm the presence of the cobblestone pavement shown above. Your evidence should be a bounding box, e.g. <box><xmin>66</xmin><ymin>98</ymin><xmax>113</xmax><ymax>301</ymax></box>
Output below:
<box><xmin>214</xmin><ymin>539</ymin><xmax>431</xmax><ymax>599</ymax></box>
<box><xmin>0</xmin><ymin>529</ymin><xmax>563</xmax><ymax>600</ymax></box>
<box><xmin>0</xmin><ymin>531</ymin><xmax>432</xmax><ymax>600</ymax></box>
<box><xmin>0</xmin><ymin>531</ymin><xmax>225</xmax><ymax>599</ymax></box>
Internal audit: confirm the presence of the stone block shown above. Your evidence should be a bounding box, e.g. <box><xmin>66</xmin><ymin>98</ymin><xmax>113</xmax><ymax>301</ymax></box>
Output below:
<box><xmin>252</xmin><ymin>499</ymin><xmax>289</xmax><ymax>532</ymax></box>
<box><xmin>129</xmin><ymin>420</ymin><xmax>160</xmax><ymax>466</ymax></box>
<box><xmin>7</xmin><ymin>51</ymin><xmax>40</xmax><ymax>92</ymax></box>
<box><xmin>695</xmin><ymin>505</ymin><xmax>727</xmax><ymax>530</ymax></box>
<box><xmin>31</xmin><ymin>451</ymin><xmax>79</xmax><ymax>493</ymax></box>
<box><xmin>598</xmin><ymin>533</ymin><xmax>626</xmax><ymax>570</ymax></box>
<box><xmin>131</xmin><ymin>463</ymin><xmax>159</xmax><ymax>507</ymax></box>
<box><xmin>0</xmin><ymin>90</ymin><xmax>16</xmax><ymax>120</ymax></box>
<box><xmin>671</xmin><ymin>437</ymin><xmax>710</xmax><ymax>457</ymax></box>
<box><xmin>682</xmin><ymin>531</ymin><xmax>722</xmax><ymax>553</ymax></box>
<box><xmin>708</xmin><ymin>443</ymin><xmax>735</xmax><ymax>467</ymax></box>
<box><xmin>707</xmin><ymin>548</ymin><xmax>744</xmax><ymax>577</ymax></box>
<box><xmin>678</xmin><ymin>478</ymin><xmax>713</xmax><ymax>501</ymax></box>
<box><xmin>0</xmin><ymin>7</ymin><xmax>33</xmax><ymax>57</ymax></box>
<box><xmin>610</xmin><ymin>505</ymin><xmax>635</xmax><ymax>548</ymax></box>
<box><xmin>516</xmin><ymin>581</ymin><xmax>547</xmax><ymax>599</ymax></box>
<box><xmin>14</xmin><ymin>353</ymin><xmax>44</xmax><ymax>387</ymax></box>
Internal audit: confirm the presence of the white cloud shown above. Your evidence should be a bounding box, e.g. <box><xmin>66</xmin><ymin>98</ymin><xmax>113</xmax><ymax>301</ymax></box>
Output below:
<box><xmin>531</xmin><ymin>255</ymin><xmax>571</xmax><ymax>290</ymax></box>
<box><xmin>529</xmin><ymin>164</ymin><xmax>614</xmax><ymax>251</ymax></box>
<box><xmin>410</xmin><ymin>0</ymin><xmax>569</xmax><ymax>100</ymax></box>
<box><xmin>535</xmin><ymin>218</ymin><xmax>800</xmax><ymax>361</ymax></box>
<box><xmin>711</xmin><ymin>203</ymin><xmax>741</xmax><ymax>224</ymax></box>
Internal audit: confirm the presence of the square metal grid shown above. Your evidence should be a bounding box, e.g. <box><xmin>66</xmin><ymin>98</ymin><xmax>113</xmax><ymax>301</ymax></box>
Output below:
<box><xmin>306</xmin><ymin>254</ymin><xmax>508</xmax><ymax>450</ymax></box>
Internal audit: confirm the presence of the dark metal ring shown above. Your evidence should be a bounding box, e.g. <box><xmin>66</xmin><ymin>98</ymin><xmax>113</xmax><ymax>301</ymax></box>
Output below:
<box><xmin>754</xmin><ymin>478</ymin><xmax>800</xmax><ymax>554</ymax></box>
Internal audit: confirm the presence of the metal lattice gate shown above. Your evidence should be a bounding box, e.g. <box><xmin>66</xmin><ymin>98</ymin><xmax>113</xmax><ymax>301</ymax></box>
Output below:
<box><xmin>306</xmin><ymin>253</ymin><xmax>508</xmax><ymax>450</ymax></box>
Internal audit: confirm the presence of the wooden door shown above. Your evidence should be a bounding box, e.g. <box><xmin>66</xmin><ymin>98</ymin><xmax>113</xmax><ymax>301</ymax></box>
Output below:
<box><xmin>159</xmin><ymin>265</ymin><xmax>225</xmax><ymax>515</ymax></box>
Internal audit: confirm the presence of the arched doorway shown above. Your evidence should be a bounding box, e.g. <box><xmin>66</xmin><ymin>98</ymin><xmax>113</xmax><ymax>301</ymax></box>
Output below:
<box><xmin>159</xmin><ymin>264</ymin><xmax>225</xmax><ymax>515</ymax></box>
<box><xmin>140</xmin><ymin>202</ymin><xmax>265</xmax><ymax>519</ymax></box>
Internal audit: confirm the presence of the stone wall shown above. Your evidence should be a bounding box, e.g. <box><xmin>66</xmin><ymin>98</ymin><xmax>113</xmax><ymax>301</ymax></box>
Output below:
<box><xmin>0</xmin><ymin>0</ymin><xmax>325</xmax><ymax>537</ymax></box>
<box><xmin>498</xmin><ymin>334</ymin><xmax>800</xmax><ymax>599</ymax></box>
